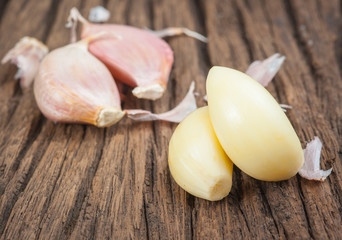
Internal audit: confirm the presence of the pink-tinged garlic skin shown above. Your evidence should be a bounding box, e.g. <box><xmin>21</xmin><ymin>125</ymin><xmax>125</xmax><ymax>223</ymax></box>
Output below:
<box><xmin>81</xmin><ymin>23</ymin><xmax>174</xmax><ymax>100</ymax></box>
<box><xmin>34</xmin><ymin>42</ymin><xmax>124</xmax><ymax>127</ymax></box>
<box><xmin>1</xmin><ymin>37</ymin><xmax>48</xmax><ymax>88</ymax></box>
<box><xmin>245</xmin><ymin>53</ymin><xmax>285</xmax><ymax>87</ymax></box>
<box><xmin>299</xmin><ymin>137</ymin><xmax>332</xmax><ymax>181</ymax></box>
<box><xmin>126</xmin><ymin>81</ymin><xmax>197</xmax><ymax>123</ymax></box>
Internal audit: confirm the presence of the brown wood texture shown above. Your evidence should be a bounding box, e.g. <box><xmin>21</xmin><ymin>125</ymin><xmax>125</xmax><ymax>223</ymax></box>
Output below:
<box><xmin>0</xmin><ymin>0</ymin><xmax>341</xmax><ymax>239</ymax></box>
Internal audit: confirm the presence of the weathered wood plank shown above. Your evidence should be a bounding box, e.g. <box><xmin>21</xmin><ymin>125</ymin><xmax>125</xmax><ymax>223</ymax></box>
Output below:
<box><xmin>0</xmin><ymin>0</ymin><xmax>341</xmax><ymax>239</ymax></box>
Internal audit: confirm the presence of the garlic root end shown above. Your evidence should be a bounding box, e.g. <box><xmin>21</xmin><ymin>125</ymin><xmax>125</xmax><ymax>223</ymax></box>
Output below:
<box><xmin>96</xmin><ymin>108</ymin><xmax>125</xmax><ymax>127</ymax></box>
<box><xmin>132</xmin><ymin>84</ymin><xmax>165</xmax><ymax>100</ymax></box>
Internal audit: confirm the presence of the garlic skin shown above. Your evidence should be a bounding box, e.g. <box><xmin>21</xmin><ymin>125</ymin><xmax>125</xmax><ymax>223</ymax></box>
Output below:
<box><xmin>88</xmin><ymin>6</ymin><xmax>110</xmax><ymax>23</ymax></box>
<box><xmin>34</xmin><ymin>40</ymin><xmax>124</xmax><ymax>127</ymax></box>
<box><xmin>206</xmin><ymin>67</ymin><xmax>304</xmax><ymax>181</ymax></box>
<box><xmin>168</xmin><ymin>107</ymin><xmax>233</xmax><ymax>201</ymax></box>
<box><xmin>1</xmin><ymin>37</ymin><xmax>48</xmax><ymax>88</ymax></box>
<box><xmin>299</xmin><ymin>137</ymin><xmax>332</xmax><ymax>181</ymax></box>
<box><xmin>126</xmin><ymin>81</ymin><xmax>197</xmax><ymax>123</ymax></box>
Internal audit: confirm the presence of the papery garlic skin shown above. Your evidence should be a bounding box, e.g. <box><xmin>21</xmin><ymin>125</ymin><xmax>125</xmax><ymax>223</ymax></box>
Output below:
<box><xmin>1</xmin><ymin>37</ymin><xmax>48</xmax><ymax>88</ymax></box>
<box><xmin>126</xmin><ymin>81</ymin><xmax>197</xmax><ymax>123</ymax></box>
<box><xmin>168</xmin><ymin>107</ymin><xmax>233</xmax><ymax>201</ymax></box>
<box><xmin>34</xmin><ymin>41</ymin><xmax>124</xmax><ymax>127</ymax></box>
<box><xmin>207</xmin><ymin>67</ymin><xmax>304</xmax><ymax>181</ymax></box>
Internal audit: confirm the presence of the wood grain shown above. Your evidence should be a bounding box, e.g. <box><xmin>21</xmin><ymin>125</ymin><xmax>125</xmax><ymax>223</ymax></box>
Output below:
<box><xmin>0</xmin><ymin>0</ymin><xmax>341</xmax><ymax>239</ymax></box>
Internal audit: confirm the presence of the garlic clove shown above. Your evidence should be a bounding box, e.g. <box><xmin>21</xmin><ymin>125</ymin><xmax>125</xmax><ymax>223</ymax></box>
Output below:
<box><xmin>299</xmin><ymin>137</ymin><xmax>332</xmax><ymax>181</ymax></box>
<box><xmin>168</xmin><ymin>107</ymin><xmax>233</xmax><ymax>201</ymax></box>
<box><xmin>206</xmin><ymin>67</ymin><xmax>304</xmax><ymax>181</ymax></box>
<box><xmin>34</xmin><ymin>38</ymin><xmax>124</xmax><ymax>127</ymax></box>
<box><xmin>1</xmin><ymin>37</ymin><xmax>48</xmax><ymax>88</ymax></box>
<box><xmin>67</xmin><ymin>8</ymin><xmax>173</xmax><ymax>100</ymax></box>
<box><xmin>126</xmin><ymin>81</ymin><xmax>197</xmax><ymax>122</ymax></box>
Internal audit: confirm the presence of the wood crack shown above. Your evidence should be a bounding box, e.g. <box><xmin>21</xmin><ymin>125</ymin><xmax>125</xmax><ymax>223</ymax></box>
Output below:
<box><xmin>0</xmin><ymin>0</ymin><xmax>10</xmax><ymax>24</ymax></box>
<box><xmin>233</xmin><ymin>0</ymin><xmax>253</xmax><ymax>62</ymax></box>
<box><xmin>42</xmin><ymin>0</ymin><xmax>61</xmax><ymax>43</ymax></box>
<box><xmin>64</xmin><ymin>128</ymin><xmax>107</xmax><ymax>238</ymax></box>
<box><xmin>283</xmin><ymin>0</ymin><xmax>317</xmax><ymax>86</ymax></box>
<box><xmin>258</xmin><ymin>183</ymin><xmax>281</xmax><ymax>239</ymax></box>
<box><xmin>143</xmin><ymin>197</ymin><xmax>150</xmax><ymax>240</ymax></box>
<box><xmin>296</xmin><ymin>176</ymin><xmax>315</xmax><ymax>240</ymax></box>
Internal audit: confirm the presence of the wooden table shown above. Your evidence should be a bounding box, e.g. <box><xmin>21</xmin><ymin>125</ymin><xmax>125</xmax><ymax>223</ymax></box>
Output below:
<box><xmin>0</xmin><ymin>0</ymin><xmax>341</xmax><ymax>239</ymax></box>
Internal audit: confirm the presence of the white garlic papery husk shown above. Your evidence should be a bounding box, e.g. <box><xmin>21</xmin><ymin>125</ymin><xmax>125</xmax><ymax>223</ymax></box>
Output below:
<box><xmin>299</xmin><ymin>137</ymin><xmax>332</xmax><ymax>181</ymax></box>
<box><xmin>34</xmin><ymin>38</ymin><xmax>124</xmax><ymax>127</ymax></box>
<box><xmin>1</xmin><ymin>37</ymin><xmax>48</xmax><ymax>88</ymax></box>
<box><xmin>88</xmin><ymin>6</ymin><xmax>110</xmax><ymax>23</ymax></box>
<box><xmin>245</xmin><ymin>53</ymin><xmax>286</xmax><ymax>87</ymax></box>
<box><xmin>125</xmin><ymin>81</ymin><xmax>197</xmax><ymax>123</ymax></box>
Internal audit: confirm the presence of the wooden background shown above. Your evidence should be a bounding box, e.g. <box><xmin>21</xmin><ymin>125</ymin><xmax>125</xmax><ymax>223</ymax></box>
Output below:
<box><xmin>0</xmin><ymin>0</ymin><xmax>341</xmax><ymax>239</ymax></box>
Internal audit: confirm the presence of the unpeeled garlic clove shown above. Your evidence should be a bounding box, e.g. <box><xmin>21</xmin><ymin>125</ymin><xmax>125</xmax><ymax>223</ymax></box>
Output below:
<box><xmin>34</xmin><ymin>37</ymin><xmax>124</xmax><ymax>127</ymax></box>
<box><xmin>67</xmin><ymin>8</ymin><xmax>173</xmax><ymax>100</ymax></box>
<box><xmin>207</xmin><ymin>67</ymin><xmax>304</xmax><ymax>181</ymax></box>
<box><xmin>1</xmin><ymin>37</ymin><xmax>48</xmax><ymax>88</ymax></box>
<box><xmin>168</xmin><ymin>106</ymin><xmax>233</xmax><ymax>201</ymax></box>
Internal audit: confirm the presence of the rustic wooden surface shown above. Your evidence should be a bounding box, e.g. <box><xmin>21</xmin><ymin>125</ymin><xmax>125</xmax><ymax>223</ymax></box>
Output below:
<box><xmin>0</xmin><ymin>0</ymin><xmax>341</xmax><ymax>239</ymax></box>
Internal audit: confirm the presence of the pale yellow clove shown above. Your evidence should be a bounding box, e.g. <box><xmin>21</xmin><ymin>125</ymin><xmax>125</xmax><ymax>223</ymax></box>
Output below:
<box><xmin>206</xmin><ymin>67</ymin><xmax>304</xmax><ymax>181</ymax></box>
<box><xmin>168</xmin><ymin>107</ymin><xmax>233</xmax><ymax>201</ymax></box>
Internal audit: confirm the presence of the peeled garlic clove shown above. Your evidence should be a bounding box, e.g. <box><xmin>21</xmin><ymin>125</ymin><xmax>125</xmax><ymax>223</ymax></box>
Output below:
<box><xmin>67</xmin><ymin>8</ymin><xmax>173</xmax><ymax>100</ymax></box>
<box><xmin>207</xmin><ymin>67</ymin><xmax>304</xmax><ymax>181</ymax></box>
<box><xmin>126</xmin><ymin>81</ymin><xmax>197</xmax><ymax>123</ymax></box>
<box><xmin>1</xmin><ymin>37</ymin><xmax>48</xmax><ymax>88</ymax></box>
<box><xmin>168</xmin><ymin>107</ymin><xmax>233</xmax><ymax>201</ymax></box>
<box><xmin>299</xmin><ymin>137</ymin><xmax>332</xmax><ymax>181</ymax></box>
<box><xmin>34</xmin><ymin>39</ymin><xmax>124</xmax><ymax>127</ymax></box>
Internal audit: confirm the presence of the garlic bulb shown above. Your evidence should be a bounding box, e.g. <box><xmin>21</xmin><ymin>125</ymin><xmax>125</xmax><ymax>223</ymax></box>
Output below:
<box><xmin>34</xmin><ymin>38</ymin><xmax>124</xmax><ymax>127</ymax></box>
<box><xmin>206</xmin><ymin>67</ymin><xmax>304</xmax><ymax>181</ymax></box>
<box><xmin>168</xmin><ymin>107</ymin><xmax>233</xmax><ymax>201</ymax></box>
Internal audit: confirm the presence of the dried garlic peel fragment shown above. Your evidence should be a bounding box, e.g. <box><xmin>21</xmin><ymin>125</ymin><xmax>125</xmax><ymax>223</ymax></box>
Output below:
<box><xmin>126</xmin><ymin>81</ymin><xmax>197</xmax><ymax>123</ymax></box>
<box><xmin>299</xmin><ymin>137</ymin><xmax>332</xmax><ymax>181</ymax></box>
<box><xmin>168</xmin><ymin>107</ymin><xmax>233</xmax><ymax>201</ymax></box>
<box><xmin>1</xmin><ymin>37</ymin><xmax>48</xmax><ymax>88</ymax></box>
<box><xmin>207</xmin><ymin>67</ymin><xmax>304</xmax><ymax>181</ymax></box>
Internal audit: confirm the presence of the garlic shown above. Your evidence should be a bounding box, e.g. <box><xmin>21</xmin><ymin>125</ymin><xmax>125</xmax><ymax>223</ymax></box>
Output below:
<box><xmin>126</xmin><ymin>81</ymin><xmax>197</xmax><ymax>123</ymax></box>
<box><xmin>168</xmin><ymin>107</ymin><xmax>233</xmax><ymax>201</ymax></box>
<box><xmin>88</xmin><ymin>6</ymin><xmax>110</xmax><ymax>23</ymax></box>
<box><xmin>34</xmin><ymin>35</ymin><xmax>124</xmax><ymax>127</ymax></box>
<box><xmin>299</xmin><ymin>137</ymin><xmax>332</xmax><ymax>181</ymax></box>
<box><xmin>245</xmin><ymin>53</ymin><xmax>286</xmax><ymax>87</ymax></box>
<box><xmin>146</xmin><ymin>27</ymin><xmax>208</xmax><ymax>43</ymax></box>
<box><xmin>206</xmin><ymin>67</ymin><xmax>304</xmax><ymax>181</ymax></box>
<box><xmin>1</xmin><ymin>37</ymin><xmax>48</xmax><ymax>88</ymax></box>
<box><xmin>67</xmin><ymin>7</ymin><xmax>173</xmax><ymax>100</ymax></box>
